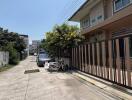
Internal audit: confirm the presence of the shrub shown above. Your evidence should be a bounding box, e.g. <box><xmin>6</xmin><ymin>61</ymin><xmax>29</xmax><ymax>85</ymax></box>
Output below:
<box><xmin>2</xmin><ymin>43</ymin><xmax>19</xmax><ymax>65</ymax></box>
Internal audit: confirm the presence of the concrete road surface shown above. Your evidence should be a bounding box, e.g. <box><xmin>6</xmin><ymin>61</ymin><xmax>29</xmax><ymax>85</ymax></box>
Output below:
<box><xmin>0</xmin><ymin>56</ymin><xmax>125</xmax><ymax>100</ymax></box>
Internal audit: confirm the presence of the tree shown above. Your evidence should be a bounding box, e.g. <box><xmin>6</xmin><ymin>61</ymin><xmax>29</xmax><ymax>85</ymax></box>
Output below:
<box><xmin>41</xmin><ymin>23</ymin><xmax>84</xmax><ymax>58</ymax></box>
<box><xmin>0</xmin><ymin>27</ymin><xmax>26</xmax><ymax>64</ymax></box>
<box><xmin>2</xmin><ymin>43</ymin><xmax>19</xmax><ymax>65</ymax></box>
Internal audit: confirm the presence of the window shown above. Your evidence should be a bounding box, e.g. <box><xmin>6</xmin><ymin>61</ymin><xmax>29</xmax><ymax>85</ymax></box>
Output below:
<box><xmin>114</xmin><ymin>0</ymin><xmax>130</xmax><ymax>11</ymax></box>
<box><xmin>81</xmin><ymin>18</ymin><xmax>90</xmax><ymax>29</ymax></box>
<box><xmin>97</xmin><ymin>15</ymin><xmax>102</xmax><ymax>20</ymax></box>
<box><xmin>122</xmin><ymin>0</ymin><xmax>130</xmax><ymax>5</ymax></box>
<box><xmin>115</xmin><ymin>0</ymin><xmax>122</xmax><ymax>10</ymax></box>
<box><xmin>92</xmin><ymin>19</ymin><xmax>96</xmax><ymax>23</ymax></box>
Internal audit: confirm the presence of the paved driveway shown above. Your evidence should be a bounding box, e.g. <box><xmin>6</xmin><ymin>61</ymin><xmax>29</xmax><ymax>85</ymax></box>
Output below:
<box><xmin>0</xmin><ymin>56</ymin><xmax>123</xmax><ymax>100</ymax></box>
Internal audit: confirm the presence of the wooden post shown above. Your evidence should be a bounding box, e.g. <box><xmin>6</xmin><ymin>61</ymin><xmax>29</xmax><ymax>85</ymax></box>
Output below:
<box><xmin>76</xmin><ymin>47</ymin><xmax>78</xmax><ymax>69</ymax></box>
<box><xmin>72</xmin><ymin>48</ymin><xmax>73</xmax><ymax>67</ymax></box>
<box><xmin>92</xmin><ymin>43</ymin><xmax>95</xmax><ymax>75</ymax></box>
<box><xmin>79</xmin><ymin>46</ymin><xmax>81</xmax><ymax>70</ymax></box>
<box><xmin>124</xmin><ymin>37</ymin><xmax>131</xmax><ymax>87</ymax></box>
<box><xmin>97</xmin><ymin>43</ymin><xmax>100</xmax><ymax>77</ymax></box>
<box><xmin>72</xmin><ymin>48</ymin><xmax>74</xmax><ymax>67</ymax></box>
<box><xmin>88</xmin><ymin>44</ymin><xmax>91</xmax><ymax>73</ymax></box>
<box><xmin>116</xmin><ymin>39</ymin><xmax>121</xmax><ymax>84</ymax></box>
<box><xmin>108</xmin><ymin>40</ymin><xmax>113</xmax><ymax>81</ymax></box>
<box><xmin>74</xmin><ymin>47</ymin><xmax>76</xmax><ymax>68</ymax></box>
<box><xmin>81</xmin><ymin>45</ymin><xmax>84</xmax><ymax>71</ymax></box>
<box><xmin>102</xmin><ymin>42</ymin><xmax>106</xmax><ymax>79</ymax></box>
<box><xmin>85</xmin><ymin>44</ymin><xmax>87</xmax><ymax>73</ymax></box>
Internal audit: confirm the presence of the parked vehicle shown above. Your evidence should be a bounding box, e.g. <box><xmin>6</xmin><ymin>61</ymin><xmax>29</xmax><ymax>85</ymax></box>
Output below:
<box><xmin>48</xmin><ymin>59</ymin><xmax>68</xmax><ymax>72</ymax></box>
<box><xmin>34</xmin><ymin>53</ymin><xmax>37</xmax><ymax>56</ymax></box>
<box><xmin>37</xmin><ymin>53</ymin><xmax>51</xmax><ymax>67</ymax></box>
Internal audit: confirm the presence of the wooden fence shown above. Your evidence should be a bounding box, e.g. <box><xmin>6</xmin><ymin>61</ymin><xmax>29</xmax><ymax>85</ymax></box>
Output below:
<box><xmin>72</xmin><ymin>36</ymin><xmax>132</xmax><ymax>89</ymax></box>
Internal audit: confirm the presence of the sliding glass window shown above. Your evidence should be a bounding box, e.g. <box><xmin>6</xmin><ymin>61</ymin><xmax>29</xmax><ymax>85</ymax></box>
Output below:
<box><xmin>114</xmin><ymin>0</ymin><xmax>130</xmax><ymax>11</ymax></box>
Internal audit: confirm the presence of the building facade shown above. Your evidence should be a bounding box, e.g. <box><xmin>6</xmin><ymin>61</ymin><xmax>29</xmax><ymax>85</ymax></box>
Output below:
<box><xmin>69</xmin><ymin>0</ymin><xmax>132</xmax><ymax>60</ymax></box>
<box><xmin>69</xmin><ymin>0</ymin><xmax>132</xmax><ymax>88</ymax></box>
<box><xmin>69</xmin><ymin>0</ymin><xmax>132</xmax><ymax>40</ymax></box>
<box><xmin>32</xmin><ymin>40</ymin><xmax>41</xmax><ymax>54</ymax></box>
<box><xmin>19</xmin><ymin>34</ymin><xmax>29</xmax><ymax>56</ymax></box>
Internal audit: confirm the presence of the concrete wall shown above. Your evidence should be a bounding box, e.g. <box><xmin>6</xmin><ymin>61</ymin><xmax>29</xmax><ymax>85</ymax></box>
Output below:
<box><xmin>104</xmin><ymin>0</ymin><xmax>113</xmax><ymax>19</ymax></box>
<box><xmin>0</xmin><ymin>52</ymin><xmax>9</xmax><ymax>67</ymax></box>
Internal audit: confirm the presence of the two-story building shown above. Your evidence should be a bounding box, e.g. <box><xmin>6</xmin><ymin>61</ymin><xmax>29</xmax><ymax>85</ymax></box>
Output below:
<box><xmin>69</xmin><ymin>0</ymin><xmax>132</xmax><ymax>88</ymax></box>
<box><xmin>69</xmin><ymin>0</ymin><xmax>132</xmax><ymax>56</ymax></box>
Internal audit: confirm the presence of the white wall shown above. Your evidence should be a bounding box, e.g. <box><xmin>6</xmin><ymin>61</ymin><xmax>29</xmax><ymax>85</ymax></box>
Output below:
<box><xmin>0</xmin><ymin>51</ymin><xmax>9</xmax><ymax>67</ymax></box>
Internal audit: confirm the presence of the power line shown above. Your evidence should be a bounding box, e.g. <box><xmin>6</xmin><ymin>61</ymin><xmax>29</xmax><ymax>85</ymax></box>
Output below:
<box><xmin>57</xmin><ymin>0</ymin><xmax>84</xmax><ymax>24</ymax></box>
<box><xmin>63</xmin><ymin>0</ymin><xmax>83</xmax><ymax>23</ymax></box>
<box><xmin>59</xmin><ymin>0</ymin><xmax>80</xmax><ymax>21</ymax></box>
<box><xmin>61</xmin><ymin>0</ymin><xmax>81</xmax><ymax>23</ymax></box>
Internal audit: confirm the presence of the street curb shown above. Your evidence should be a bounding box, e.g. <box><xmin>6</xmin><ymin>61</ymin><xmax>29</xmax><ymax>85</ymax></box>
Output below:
<box><xmin>70</xmin><ymin>70</ymin><xmax>132</xmax><ymax>100</ymax></box>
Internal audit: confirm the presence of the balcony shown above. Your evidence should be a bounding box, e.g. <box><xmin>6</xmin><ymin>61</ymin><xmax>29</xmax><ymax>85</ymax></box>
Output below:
<box><xmin>81</xmin><ymin>4</ymin><xmax>132</xmax><ymax>35</ymax></box>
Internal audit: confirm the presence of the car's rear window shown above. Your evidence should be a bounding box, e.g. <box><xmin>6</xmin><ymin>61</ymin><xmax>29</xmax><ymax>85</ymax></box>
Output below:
<box><xmin>39</xmin><ymin>54</ymin><xmax>49</xmax><ymax>58</ymax></box>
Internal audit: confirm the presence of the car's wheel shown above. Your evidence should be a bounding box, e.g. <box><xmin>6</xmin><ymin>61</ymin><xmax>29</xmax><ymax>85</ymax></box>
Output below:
<box><xmin>37</xmin><ymin>63</ymin><xmax>43</xmax><ymax>67</ymax></box>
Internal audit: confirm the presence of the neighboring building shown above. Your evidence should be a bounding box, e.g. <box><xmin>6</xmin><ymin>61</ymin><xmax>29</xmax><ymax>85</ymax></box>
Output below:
<box><xmin>32</xmin><ymin>40</ymin><xmax>41</xmax><ymax>53</ymax></box>
<box><xmin>29</xmin><ymin>45</ymin><xmax>34</xmax><ymax>55</ymax></box>
<box><xmin>19</xmin><ymin>34</ymin><xmax>29</xmax><ymax>56</ymax></box>
<box><xmin>32</xmin><ymin>40</ymin><xmax>41</xmax><ymax>48</ymax></box>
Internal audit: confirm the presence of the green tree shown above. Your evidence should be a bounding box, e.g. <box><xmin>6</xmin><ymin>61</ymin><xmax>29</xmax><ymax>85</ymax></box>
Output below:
<box><xmin>41</xmin><ymin>23</ymin><xmax>84</xmax><ymax>58</ymax></box>
<box><xmin>0</xmin><ymin>27</ymin><xmax>26</xmax><ymax>64</ymax></box>
<box><xmin>2</xmin><ymin>43</ymin><xmax>19</xmax><ymax>65</ymax></box>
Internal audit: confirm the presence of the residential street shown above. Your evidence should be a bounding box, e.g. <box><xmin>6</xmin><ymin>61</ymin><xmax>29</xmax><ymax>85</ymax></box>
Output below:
<box><xmin>0</xmin><ymin>56</ymin><xmax>126</xmax><ymax>100</ymax></box>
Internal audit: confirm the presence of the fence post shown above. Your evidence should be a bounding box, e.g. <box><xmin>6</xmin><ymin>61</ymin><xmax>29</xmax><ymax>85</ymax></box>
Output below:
<box><xmin>72</xmin><ymin>48</ymin><xmax>74</xmax><ymax>67</ymax></box>
<box><xmin>79</xmin><ymin>46</ymin><xmax>81</xmax><ymax>71</ymax></box>
<box><xmin>75</xmin><ymin>47</ymin><xmax>77</xmax><ymax>69</ymax></box>
<box><xmin>124</xmin><ymin>37</ymin><xmax>131</xmax><ymax>87</ymax></box>
<box><xmin>84</xmin><ymin>44</ymin><xmax>87</xmax><ymax>73</ymax></box>
<box><xmin>116</xmin><ymin>39</ymin><xmax>121</xmax><ymax>84</ymax></box>
<box><xmin>96</xmin><ymin>43</ymin><xmax>100</xmax><ymax>77</ymax></box>
<box><xmin>92</xmin><ymin>43</ymin><xmax>95</xmax><ymax>75</ymax></box>
<box><xmin>88</xmin><ymin>44</ymin><xmax>91</xmax><ymax>73</ymax></box>
<box><xmin>81</xmin><ymin>45</ymin><xmax>84</xmax><ymax>71</ymax></box>
<box><xmin>108</xmin><ymin>40</ymin><xmax>113</xmax><ymax>81</ymax></box>
<box><xmin>74</xmin><ymin>48</ymin><xmax>76</xmax><ymax>68</ymax></box>
<box><xmin>102</xmin><ymin>42</ymin><xmax>106</xmax><ymax>79</ymax></box>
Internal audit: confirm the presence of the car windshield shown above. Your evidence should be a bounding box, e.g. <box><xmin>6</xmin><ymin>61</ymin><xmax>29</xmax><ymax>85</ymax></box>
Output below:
<box><xmin>39</xmin><ymin>54</ymin><xmax>49</xmax><ymax>59</ymax></box>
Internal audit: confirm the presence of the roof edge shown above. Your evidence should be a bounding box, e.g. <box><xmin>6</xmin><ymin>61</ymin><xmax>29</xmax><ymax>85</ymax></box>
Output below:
<box><xmin>68</xmin><ymin>0</ymin><xmax>89</xmax><ymax>21</ymax></box>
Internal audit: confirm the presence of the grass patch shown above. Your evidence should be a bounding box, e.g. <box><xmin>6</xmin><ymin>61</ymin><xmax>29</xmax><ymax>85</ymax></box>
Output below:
<box><xmin>0</xmin><ymin>64</ymin><xmax>14</xmax><ymax>72</ymax></box>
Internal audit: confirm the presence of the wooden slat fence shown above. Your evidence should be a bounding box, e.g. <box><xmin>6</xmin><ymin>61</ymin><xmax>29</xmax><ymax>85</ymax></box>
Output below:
<box><xmin>72</xmin><ymin>36</ymin><xmax>132</xmax><ymax>89</ymax></box>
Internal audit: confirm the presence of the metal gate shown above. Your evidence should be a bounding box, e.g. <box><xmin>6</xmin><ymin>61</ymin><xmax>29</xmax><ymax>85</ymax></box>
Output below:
<box><xmin>72</xmin><ymin>35</ymin><xmax>132</xmax><ymax>89</ymax></box>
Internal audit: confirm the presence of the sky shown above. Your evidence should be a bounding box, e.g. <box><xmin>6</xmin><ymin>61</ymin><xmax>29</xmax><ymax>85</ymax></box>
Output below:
<box><xmin>0</xmin><ymin>0</ymin><xmax>85</xmax><ymax>44</ymax></box>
